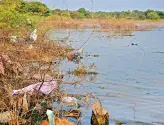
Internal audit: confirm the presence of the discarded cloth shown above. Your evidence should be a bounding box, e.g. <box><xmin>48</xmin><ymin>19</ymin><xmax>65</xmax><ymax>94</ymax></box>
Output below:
<box><xmin>12</xmin><ymin>80</ymin><xmax>58</xmax><ymax>95</ymax></box>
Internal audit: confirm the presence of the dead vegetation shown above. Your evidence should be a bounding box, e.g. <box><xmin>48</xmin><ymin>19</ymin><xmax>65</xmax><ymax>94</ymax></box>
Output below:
<box><xmin>0</xmin><ymin>18</ymin><xmax>107</xmax><ymax>125</ymax></box>
<box><xmin>0</xmin><ymin>26</ymin><xmax>72</xmax><ymax>124</ymax></box>
<box><xmin>70</xmin><ymin>63</ymin><xmax>98</xmax><ymax>77</ymax></box>
<box><xmin>97</xmin><ymin>19</ymin><xmax>162</xmax><ymax>37</ymax></box>
<box><xmin>40</xmin><ymin>17</ymin><xmax>163</xmax><ymax>38</ymax></box>
<box><xmin>39</xmin><ymin>16</ymin><xmax>99</xmax><ymax>29</ymax></box>
<box><xmin>41</xmin><ymin>16</ymin><xmax>163</xmax><ymax>31</ymax></box>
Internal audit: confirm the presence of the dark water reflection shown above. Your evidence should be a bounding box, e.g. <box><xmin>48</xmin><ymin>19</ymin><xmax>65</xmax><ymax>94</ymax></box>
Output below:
<box><xmin>49</xmin><ymin>29</ymin><xmax>164</xmax><ymax>125</ymax></box>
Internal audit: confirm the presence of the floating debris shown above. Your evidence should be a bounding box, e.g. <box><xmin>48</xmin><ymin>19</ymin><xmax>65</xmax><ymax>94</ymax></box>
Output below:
<box><xmin>61</xmin><ymin>96</ymin><xmax>78</xmax><ymax>107</ymax></box>
<box><xmin>131</xmin><ymin>43</ymin><xmax>138</xmax><ymax>46</ymax></box>
<box><xmin>60</xmin><ymin>110</ymin><xmax>81</xmax><ymax>119</ymax></box>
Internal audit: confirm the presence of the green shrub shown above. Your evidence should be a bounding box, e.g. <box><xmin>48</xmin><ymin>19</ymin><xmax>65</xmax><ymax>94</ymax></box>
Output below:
<box><xmin>78</xmin><ymin>8</ymin><xmax>91</xmax><ymax>18</ymax></box>
<box><xmin>61</xmin><ymin>11</ymin><xmax>70</xmax><ymax>18</ymax></box>
<box><xmin>70</xmin><ymin>11</ymin><xmax>85</xmax><ymax>19</ymax></box>
<box><xmin>0</xmin><ymin>10</ymin><xmax>28</xmax><ymax>28</ymax></box>
<box><xmin>156</xmin><ymin>11</ymin><xmax>164</xmax><ymax>19</ymax></box>
<box><xmin>146</xmin><ymin>11</ymin><xmax>160</xmax><ymax>20</ymax></box>
<box><xmin>16</xmin><ymin>2</ymin><xmax>50</xmax><ymax>16</ymax></box>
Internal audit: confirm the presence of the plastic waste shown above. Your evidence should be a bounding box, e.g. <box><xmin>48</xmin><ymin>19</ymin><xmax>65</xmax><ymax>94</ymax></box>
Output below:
<box><xmin>61</xmin><ymin>97</ymin><xmax>78</xmax><ymax>108</ymax></box>
<box><xmin>30</xmin><ymin>29</ymin><xmax>37</xmax><ymax>41</ymax></box>
<box><xmin>77</xmin><ymin>48</ymin><xmax>83</xmax><ymax>53</ymax></box>
<box><xmin>73</xmin><ymin>48</ymin><xmax>83</xmax><ymax>57</ymax></box>
<box><xmin>67</xmin><ymin>55</ymin><xmax>73</xmax><ymax>62</ymax></box>
<box><xmin>12</xmin><ymin>80</ymin><xmax>58</xmax><ymax>95</ymax></box>
<box><xmin>46</xmin><ymin>109</ymin><xmax>55</xmax><ymax>125</ymax></box>
<box><xmin>40</xmin><ymin>117</ymin><xmax>74</xmax><ymax>125</ymax></box>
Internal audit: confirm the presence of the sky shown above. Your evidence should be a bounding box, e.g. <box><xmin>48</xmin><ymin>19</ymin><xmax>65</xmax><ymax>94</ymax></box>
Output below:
<box><xmin>41</xmin><ymin>0</ymin><xmax>164</xmax><ymax>12</ymax></box>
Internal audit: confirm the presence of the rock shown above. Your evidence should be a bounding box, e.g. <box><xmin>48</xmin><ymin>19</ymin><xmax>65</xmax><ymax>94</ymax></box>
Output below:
<box><xmin>91</xmin><ymin>101</ymin><xmax>109</xmax><ymax>125</ymax></box>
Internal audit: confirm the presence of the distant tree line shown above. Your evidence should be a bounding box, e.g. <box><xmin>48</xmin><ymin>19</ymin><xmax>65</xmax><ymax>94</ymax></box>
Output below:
<box><xmin>0</xmin><ymin>0</ymin><xmax>164</xmax><ymax>29</ymax></box>
<box><xmin>52</xmin><ymin>8</ymin><xmax>164</xmax><ymax>20</ymax></box>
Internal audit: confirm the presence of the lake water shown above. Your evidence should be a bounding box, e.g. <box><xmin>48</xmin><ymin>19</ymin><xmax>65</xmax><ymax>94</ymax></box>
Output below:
<box><xmin>49</xmin><ymin>28</ymin><xmax>164</xmax><ymax>125</ymax></box>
